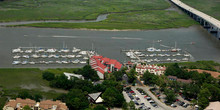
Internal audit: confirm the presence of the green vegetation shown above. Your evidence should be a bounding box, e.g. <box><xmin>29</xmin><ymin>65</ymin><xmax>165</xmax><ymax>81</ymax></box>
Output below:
<box><xmin>0</xmin><ymin>0</ymin><xmax>169</xmax><ymax>22</ymax></box>
<box><xmin>16</xmin><ymin>10</ymin><xmax>196</xmax><ymax>30</ymax></box>
<box><xmin>160</xmin><ymin>61</ymin><xmax>220</xmax><ymax>71</ymax></box>
<box><xmin>181</xmin><ymin>0</ymin><xmax>220</xmax><ymax>20</ymax></box>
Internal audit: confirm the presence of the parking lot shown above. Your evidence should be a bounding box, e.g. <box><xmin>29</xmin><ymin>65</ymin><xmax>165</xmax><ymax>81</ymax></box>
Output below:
<box><xmin>123</xmin><ymin>87</ymin><xmax>164</xmax><ymax>110</ymax></box>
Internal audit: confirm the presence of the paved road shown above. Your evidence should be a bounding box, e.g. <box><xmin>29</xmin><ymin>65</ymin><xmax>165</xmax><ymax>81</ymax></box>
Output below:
<box><xmin>170</xmin><ymin>0</ymin><xmax>220</xmax><ymax>28</ymax></box>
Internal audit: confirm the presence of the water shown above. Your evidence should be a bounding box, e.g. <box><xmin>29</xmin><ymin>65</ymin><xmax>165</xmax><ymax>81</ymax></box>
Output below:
<box><xmin>0</xmin><ymin>25</ymin><xmax>220</xmax><ymax>68</ymax></box>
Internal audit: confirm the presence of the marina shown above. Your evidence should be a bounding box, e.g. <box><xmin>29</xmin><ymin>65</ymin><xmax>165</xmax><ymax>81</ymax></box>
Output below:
<box><xmin>11</xmin><ymin>46</ymin><xmax>96</xmax><ymax>66</ymax></box>
<box><xmin>0</xmin><ymin>26</ymin><xmax>220</xmax><ymax>68</ymax></box>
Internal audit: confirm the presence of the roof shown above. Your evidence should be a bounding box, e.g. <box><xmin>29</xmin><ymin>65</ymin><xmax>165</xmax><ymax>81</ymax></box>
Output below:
<box><xmin>4</xmin><ymin>98</ymin><xmax>36</xmax><ymax>109</ymax></box>
<box><xmin>168</xmin><ymin>75</ymin><xmax>192</xmax><ymax>83</ymax></box>
<box><xmin>167</xmin><ymin>75</ymin><xmax>178</xmax><ymax>79</ymax></box>
<box><xmin>205</xmin><ymin>101</ymin><xmax>220</xmax><ymax>110</ymax></box>
<box><xmin>39</xmin><ymin>100</ymin><xmax>68</xmax><ymax>110</ymax></box>
<box><xmin>88</xmin><ymin>92</ymin><xmax>102</xmax><ymax>101</ymax></box>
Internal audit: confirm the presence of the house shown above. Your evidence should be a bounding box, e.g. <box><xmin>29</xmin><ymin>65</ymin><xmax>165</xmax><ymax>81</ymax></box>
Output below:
<box><xmin>3</xmin><ymin>98</ymin><xmax>68</xmax><ymax>110</ymax></box>
<box><xmin>205</xmin><ymin>101</ymin><xmax>220</xmax><ymax>110</ymax></box>
<box><xmin>167</xmin><ymin>75</ymin><xmax>192</xmax><ymax>84</ymax></box>
<box><xmin>63</xmin><ymin>72</ymin><xmax>84</xmax><ymax>80</ymax></box>
<box><xmin>124</xmin><ymin>61</ymin><xmax>134</xmax><ymax>70</ymax></box>
<box><xmin>135</xmin><ymin>63</ymin><xmax>166</xmax><ymax>75</ymax></box>
<box><xmin>90</xmin><ymin>55</ymin><xmax>122</xmax><ymax>79</ymax></box>
<box><xmin>88</xmin><ymin>92</ymin><xmax>103</xmax><ymax>104</ymax></box>
<box><xmin>3</xmin><ymin>98</ymin><xmax>36</xmax><ymax>110</ymax></box>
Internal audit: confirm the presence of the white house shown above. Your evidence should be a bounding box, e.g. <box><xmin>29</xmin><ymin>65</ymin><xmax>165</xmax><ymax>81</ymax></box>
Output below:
<box><xmin>136</xmin><ymin>63</ymin><xmax>166</xmax><ymax>75</ymax></box>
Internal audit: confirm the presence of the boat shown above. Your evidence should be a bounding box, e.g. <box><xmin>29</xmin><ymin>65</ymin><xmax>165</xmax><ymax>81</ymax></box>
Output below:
<box><xmin>12</xmin><ymin>48</ymin><xmax>23</xmax><ymax>53</ymax></box>
<box><xmin>167</xmin><ymin>58</ymin><xmax>171</xmax><ymax>61</ymax></box>
<box><xmin>12</xmin><ymin>61</ymin><xmax>20</xmax><ymax>65</ymax></box>
<box><xmin>72</xmin><ymin>59</ymin><xmax>80</xmax><ymax>64</ymax></box>
<box><xmin>60</xmin><ymin>48</ymin><xmax>69</xmax><ymax>53</ymax></box>
<box><xmin>134</xmin><ymin>51</ymin><xmax>141</xmax><ymax>55</ymax></box>
<box><xmin>72</xmin><ymin>47</ymin><xmax>81</xmax><ymax>53</ymax></box>
<box><xmin>29</xmin><ymin>61</ymin><xmax>35</xmax><ymax>64</ymax></box>
<box><xmin>32</xmin><ymin>54</ymin><xmax>40</xmax><ymax>58</ymax></box>
<box><xmin>155</xmin><ymin>49</ymin><xmax>161</xmax><ymax>52</ymax></box>
<box><xmin>48</xmin><ymin>54</ymin><xmax>55</xmax><ymax>58</ymax></box>
<box><xmin>83</xmin><ymin>57</ymin><xmax>89</xmax><ymax>60</ymax></box>
<box><xmin>36</xmin><ymin>48</ymin><xmax>45</xmax><ymax>53</ymax></box>
<box><xmin>21</xmin><ymin>61</ymin><xmax>28</xmax><ymax>65</ymax></box>
<box><xmin>25</xmin><ymin>49</ymin><xmax>33</xmax><ymax>53</ymax></box>
<box><xmin>61</xmin><ymin>55</ymin><xmax>67</xmax><ymax>58</ymax></box>
<box><xmin>147</xmin><ymin>47</ymin><xmax>156</xmax><ymax>52</ymax></box>
<box><xmin>176</xmin><ymin>53</ymin><xmax>181</xmax><ymax>56</ymax></box>
<box><xmin>76</xmin><ymin>55</ymin><xmax>82</xmax><ymax>58</ymax></box>
<box><xmin>56</xmin><ymin>61</ymin><xmax>62</xmax><ymax>64</ymax></box>
<box><xmin>184</xmin><ymin>54</ymin><xmax>190</xmax><ymax>57</ymax></box>
<box><xmin>13</xmin><ymin>55</ymin><xmax>21</xmax><ymax>59</ymax></box>
<box><xmin>80</xmin><ymin>61</ymin><xmax>87</xmax><ymax>64</ymax></box>
<box><xmin>46</xmin><ymin>48</ymin><xmax>56</xmax><ymax>53</ymax></box>
<box><xmin>171</xmin><ymin>42</ymin><xmax>181</xmax><ymax>52</ymax></box>
<box><xmin>182</xmin><ymin>58</ymin><xmax>189</xmax><ymax>61</ymax></box>
<box><xmin>62</xmin><ymin>61</ymin><xmax>69</xmax><ymax>64</ymax></box>
<box><xmin>79</xmin><ymin>51</ymin><xmax>87</xmax><ymax>55</ymax></box>
<box><xmin>39</xmin><ymin>61</ymin><xmax>45</xmax><ymax>64</ymax></box>
<box><xmin>48</xmin><ymin>61</ymin><xmax>54</xmax><ymax>64</ymax></box>
<box><xmin>22</xmin><ymin>55</ymin><xmax>30</xmax><ymax>58</ymax></box>
<box><xmin>54</xmin><ymin>55</ymin><xmax>60</xmax><ymax>58</ymax></box>
<box><xmin>41</xmin><ymin>54</ymin><xmax>48</xmax><ymax>58</ymax></box>
<box><xmin>67</xmin><ymin>55</ymin><xmax>75</xmax><ymax>58</ymax></box>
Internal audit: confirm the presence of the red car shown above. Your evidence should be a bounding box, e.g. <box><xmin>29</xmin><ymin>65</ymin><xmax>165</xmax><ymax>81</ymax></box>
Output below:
<box><xmin>130</xmin><ymin>91</ymin><xmax>134</xmax><ymax>93</ymax></box>
<box><xmin>176</xmin><ymin>99</ymin><xmax>179</xmax><ymax>102</ymax></box>
<box><xmin>144</xmin><ymin>96</ymin><xmax>148</xmax><ymax>98</ymax></box>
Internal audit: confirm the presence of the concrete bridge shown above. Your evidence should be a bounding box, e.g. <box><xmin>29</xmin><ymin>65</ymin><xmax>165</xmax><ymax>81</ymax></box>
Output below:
<box><xmin>170</xmin><ymin>0</ymin><xmax>220</xmax><ymax>40</ymax></box>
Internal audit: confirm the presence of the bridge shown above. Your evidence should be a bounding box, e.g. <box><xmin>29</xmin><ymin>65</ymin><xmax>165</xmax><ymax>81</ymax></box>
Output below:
<box><xmin>170</xmin><ymin>0</ymin><xmax>220</xmax><ymax>40</ymax></box>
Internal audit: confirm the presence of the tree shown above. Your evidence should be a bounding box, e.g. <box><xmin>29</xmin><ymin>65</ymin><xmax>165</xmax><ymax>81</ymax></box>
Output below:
<box><xmin>17</xmin><ymin>90</ymin><xmax>33</xmax><ymax>99</ymax></box>
<box><xmin>126</xmin><ymin>69</ymin><xmax>137</xmax><ymax>83</ymax></box>
<box><xmin>122</xmin><ymin>102</ymin><xmax>128</xmax><ymax>110</ymax></box>
<box><xmin>128</xmin><ymin>101</ymin><xmax>135</xmax><ymax>110</ymax></box>
<box><xmin>33</xmin><ymin>93</ymin><xmax>42</xmax><ymax>102</ymax></box>
<box><xmin>164</xmin><ymin>89</ymin><xmax>176</xmax><ymax>103</ymax></box>
<box><xmin>102</xmin><ymin>87</ymin><xmax>125</xmax><ymax>107</ymax></box>
<box><xmin>22</xmin><ymin>105</ymin><xmax>31</xmax><ymax>110</ymax></box>
<box><xmin>198</xmin><ymin>88</ymin><xmax>211</xmax><ymax>100</ymax></box>
<box><xmin>79</xmin><ymin>65</ymin><xmax>99</xmax><ymax>81</ymax></box>
<box><xmin>198</xmin><ymin>97</ymin><xmax>209</xmax><ymax>110</ymax></box>
<box><xmin>65</xmin><ymin>89</ymin><xmax>89</xmax><ymax>110</ymax></box>
<box><xmin>93</xmin><ymin>105</ymin><xmax>107</xmax><ymax>110</ymax></box>
<box><xmin>142</xmin><ymin>71</ymin><xmax>158</xmax><ymax>85</ymax></box>
<box><xmin>42</xmin><ymin>71</ymin><xmax>55</xmax><ymax>81</ymax></box>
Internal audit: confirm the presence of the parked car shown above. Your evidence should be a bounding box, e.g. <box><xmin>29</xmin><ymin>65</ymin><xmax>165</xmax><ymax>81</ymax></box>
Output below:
<box><xmin>151</xmin><ymin>103</ymin><xmax>158</xmax><ymax>107</ymax></box>
<box><xmin>141</xmin><ymin>103</ymin><xmax>145</xmax><ymax>106</ymax></box>
<box><xmin>183</xmin><ymin>103</ymin><xmax>189</xmax><ymax>108</ymax></box>
<box><xmin>149</xmin><ymin>100</ymin><xmax>155</xmax><ymax>103</ymax></box>
<box><xmin>171</xmin><ymin>104</ymin><xmax>177</xmax><ymax>107</ymax></box>
<box><xmin>146</xmin><ymin>97</ymin><xmax>151</xmax><ymax>100</ymax></box>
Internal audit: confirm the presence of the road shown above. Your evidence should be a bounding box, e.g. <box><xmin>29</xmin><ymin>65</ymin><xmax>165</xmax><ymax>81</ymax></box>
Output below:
<box><xmin>170</xmin><ymin>0</ymin><xmax>220</xmax><ymax>28</ymax></box>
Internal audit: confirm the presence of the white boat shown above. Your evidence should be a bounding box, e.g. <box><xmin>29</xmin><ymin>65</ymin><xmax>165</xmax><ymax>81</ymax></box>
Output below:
<box><xmin>22</xmin><ymin>55</ymin><xmax>30</xmax><ymax>58</ymax></box>
<box><xmin>54</xmin><ymin>55</ymin><xmax>60</xmax><ymax>58</ymax></box>
<box><xmin>36</xmin><ymin>48</ymin><xmax>45</xmax><ymax>53</ymax></box>
<box><xmin>61</xmin><ymin>55</ymin><xmax>67</xmax><ymax>58</ymax></box>
<box><xmin>56</xmin><ymin>61</ymin><xmax>62</xmax><ymax>64</ymax></box>
<box><xmin>13</xmin><ymin>55</ymin><xmax>20</xmax><ymax>59</ymax></box>
<box><xmin>134</xmin><ymin>51</ymin><xmax>141</xmax><ymax>55</ymax></box>
<box><xmin>25</xmin><ymin>49</ymin><xmax>33</xmax><ymax>53</ymax></box>
<box><xmin>155</xmin><ymin>49</ymin><xmax>161</xmax><ymax>52</ymax></box>
<box><xmin>41</xmin><ymin>54</ymin><xmax>48</xmax><ymax>58</ymax></box>
<box><xmin>48</xmin><ymin>54</ymin><xmax>55</xmax><ymax>58</ymax></box>
<box><xmin>21</xmin><ymin>61</ymin><xmax>28</xmax><ymax>65</ymax></box>
<box><xmin>80</xmin><ymin>61</ymin><xmax>87</xmax><ymax>64</ymax></box>
<box><xmin>182</xmin><ymin>58</ymin><xmax>189</xmax><ymax>61</ymax></box>
<box><xmin>76</xmin><ymin>55</ymin><xmax>82</xmax><ymax>58</ymax></box>
<box><xmin>137</xmin><ymin>54</ymin><xmax>145</xmax><ymax>57</ymax></box>
<box><xmin>62</xmin><ymin>61</ymin><xmax>69</xmax><ymax>64</ymax></box>
<box><xmin>72</xmin><ymin>47</ymin><xmax>81</xmax><ymax>53</ymax></box>
<box><xmin>12</xmin><ymin>48</ymin><xmax>22</xmax><ymax>53</ymax></box>
<box><xmin>45</xmin><ymin>62</ymin><xmax>49</xmax><ymax>64</ymax></box>
<box><xmin>67</xmin><ymin>55</ymin><xmax>75</xmax><ymax>58</ymax></box>
<box><xmin>46</xmin><ymin>48</ymin><xmax>57</xmax><ymax>53</ymax></box>
<box><xmin>176</xmin><ymin>53</ymin><xmax>181</xmax><ymax>56</ymax></box>
<box><xmin>184</xmin><ymin>54</ymin><xmax>190</xmax><ymax>57</ymax></box>
<box><xmin>79</xmin><ymin>51</ymin><xmax>87</xmax><ymax>55</ymax></box>
<box><xmin>29</xmin><ymin>61</ymin><xmax>35</xmax><ymax>64</ymax></box>
<box><xmin>32</xmin><ymin>54</ymin><xmax>40</xmax><ymax>58</ymax></box>
<box><xmin>147</xmin><ymin>47</ymin><xmax>156</xmax><ymax>52</ymax></box>
<box><xmin>39</xmin><ymin>61</ymin><xmax>45</xmax><ymax>64</ymax></box>
<box><xmin>60</xmin><ymin>48</ymin><xmax>69</xmax><ymax>53</ymax></box>
<box><xmin>83</xmin><ymin>57</ymin><xmax>89</xmax><ymax>60</ymax></box>
<box><xmin>72</xmin><ymin>59</ymin><xmax>80</xmax><ymax>64</ymax></box>
<box><xmin>48</xmin><ymin>61</ymin><xmax>54</xmax><ymax>64</ymax></box>
<box><xmin>12</xmin><ymin>61</ymin><xmax>20</xmax><ymax>65</ymax></box>
<box><xmin>171</xmin><ymin>59</ymin><xmax>177</xmax><ymax>61</ymax></box>
<box><xmin>167</xmin><ymin>58</ymin><xmax>171</xmax><ymax>61</ymax></box>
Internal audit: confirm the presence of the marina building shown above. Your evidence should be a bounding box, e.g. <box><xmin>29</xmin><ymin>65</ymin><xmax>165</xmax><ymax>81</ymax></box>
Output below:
<box><xmin>3</xmin><ymin>98</ymin><xmax>68</xmax><ymax>110</ymax></box>
<box><xmin>135</xmin><ymin>63</ymin><xmax>166</xmax><ymax>75</ymax></box>
<box><xmin>90</xmin><ymin>55</ymin><xmax>122</xmax><ymax>79</ymax></box>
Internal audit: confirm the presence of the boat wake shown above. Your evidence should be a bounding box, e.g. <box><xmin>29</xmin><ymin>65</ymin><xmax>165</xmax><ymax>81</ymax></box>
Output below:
<box><xmin>111</xmin><ymin>37</ymin><xmax>142</xmax><ymax>40</ymax></box>
<box><xmin>52</xmin><ymin>35</ymin><xmax>79</xmax><ymax>38</ymax></box>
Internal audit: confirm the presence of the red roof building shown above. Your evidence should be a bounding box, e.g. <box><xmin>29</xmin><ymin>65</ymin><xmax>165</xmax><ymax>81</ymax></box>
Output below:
<box><xmin>90</xmin><ymin>55</ymin><xmax>122</xmax><ymax>79</ymax></box>
<box><xmin>135</xmin><ymin>63</ymin><xmax>166</xmax><ymax>75</ymax></box>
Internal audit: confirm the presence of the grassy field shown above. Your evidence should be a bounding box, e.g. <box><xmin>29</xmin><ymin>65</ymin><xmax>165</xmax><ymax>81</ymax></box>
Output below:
<box><xmin>181</xmin><ymin>0</ymin><xmax>220</xmax><ymax>20</ymax></box>
<box><xmin>16</xmin><ymin>10</ymin><xmax>196</xmax><ymax>30</ymax></box>
<box><xmin>0</xmin><ymin>0</ymin><xmax>170</xmax><ymax>22</ymax></box>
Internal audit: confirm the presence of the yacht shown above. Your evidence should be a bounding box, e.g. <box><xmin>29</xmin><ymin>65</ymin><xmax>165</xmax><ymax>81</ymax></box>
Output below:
<box><xmin>12</xmin><ymin>48</ymin><xmax>23</xmax><ymax>53</ymax></box>
<box><xmin>67</xmin><ymin>55</ymin><xmax>75</xmax><ymax>58</ymax></box>
<box><xmin>184</xmin><ymin>54</ymin><xmax>190</xmax><ymax>57</ymax></box>
<box><xmin>36</xmin><ymin>48</ymin><xmax>45</xmax><ymax>53</ymax></box>
<box><xmin>25</xmin><ymin>49</ymin><xmax>33</xmax><ymax>53</ymax></box>
<box><xmin>46</xmin><ymin>48</ymin><xmax>56</xmax><ymax>53</ymax></box>
<box><xmin>41</xmin><ymin>54</ymin><xmax>48</xmax><ymax>58</ymax></box>
<box><xmin>176</xmin><ymin>53</ymin><xmax>181</xmax><ymax>56</ymax></box>
<box><xmin>79</xmin><ymin>51</ymin><xmax>87</xmax><ymax>55</ymax></box>
<box><xmin>147</xmin><ymin>47</ymin><xmax>156</xmax><ymax>52</ymax></box>
<box><xmin>32</xmin><ymin>54</ymin><xmax>40</xmax><ymax>58</ymax></box>
<box><xmin>13</xmin><ymin>55</ymin><xmax>21</xmax><ymax>59</ymax></box>
<box><xmin>60</xmin><ymin>48</ymin><xmax>70</xmax><ymax>53</ymax></box>
<box><xmin>29</xmin><ymin>61</ymin><xmax>35</xmax><ymax>65</ymax></box>
<box><xmin>72</xmin><ymin>59</ymin><xmax>80</xmax><ymax>64</ymax></box>
<box><xmin>134</xmin><ymin>51</ymin><xmax>141</xmax><ymax>55</ymax></box>
<box><xmin>12</xmin><ymin>61</ymin><xmax>20</xmax><ymax>65</ymax></box>
<box><xmin>21</xmin><ymin>61</ymin><xmax>28</xmax><ymax>65</ymax></box>
<box><xmin>182</xmin><ymin>58</ymin><xmax>189</xmax><ymax>61</ymax></box>
<box><xmin>22</xmin><ymin>55</ymin><xmax>30</xmax><ymax>59</ymax></box>
<box><xmin>76</xmin><ymin>55</ymin><xmax>82</xmax><ymax>58</ymax></box>
<box><xmin>72</xmin><ymin>47</ymin><xmax>81</xmax><ymax>53</ymax></box>
<box><xmin>83</xmin><ymin>57</ymin><xmax>89</xmax><ymax>60</ymax></box>
<box><xmin>167</xmin><ymin>58</ymin><xmax>171</xmax><ymax>61</ymax></box>
<box><xmin>56</xmin><ymin>61</ymin><xmax>62</xmax><ymax>64</ymax></box>
<box><xmin>80</xmin><ymin>61</ymin><xmax>87</xmax><ymax>64</ymax></box>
